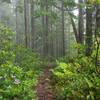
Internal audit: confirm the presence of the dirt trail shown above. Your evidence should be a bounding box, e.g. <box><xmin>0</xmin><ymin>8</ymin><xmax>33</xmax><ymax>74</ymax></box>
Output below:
<box><xmin>37</xmin><ymin>66</ymin><xmax>55</xmax><ymax>100</ymax></box>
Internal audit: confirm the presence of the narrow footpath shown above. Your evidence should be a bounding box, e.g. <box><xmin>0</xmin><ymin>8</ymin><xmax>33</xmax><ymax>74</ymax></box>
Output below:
<box><xmin>37</xmin><ymin>65</ymin><xmax>55</xmax><ymax>100</ymax></box>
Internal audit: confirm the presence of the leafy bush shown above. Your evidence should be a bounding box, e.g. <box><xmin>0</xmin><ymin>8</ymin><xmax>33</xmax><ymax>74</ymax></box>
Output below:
<box><xmin>0</xmin><ymin>62</ymin><xmax>37</xmax><ymax>99</ymax></box>
<box><xmin>0</xmin><ymin>23</ymin><xmax>15</xmax><ymax>51</ymax></box>
<box><xmin>0</xmin><ymin>24</ymin><xmax>40</xmax><ymax>99</ymax></box>
<box><xmin>51</xmin><ymin>57</ymin><xmax>100</xmax><ymax>100</ymax></box>
<box><xmin>14</xmin><ymin>45</ymin><xmax>43</xmax><ymax>73</ymax></box>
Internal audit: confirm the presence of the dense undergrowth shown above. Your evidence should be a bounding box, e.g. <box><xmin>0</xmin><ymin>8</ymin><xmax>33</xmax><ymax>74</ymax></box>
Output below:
<box><xmin>51</xmin><ymin>52</ymin><xmax>100</xmax><ymax>100</ymax></box>
<box><xmin>0</xmin><ymin>24</ymin><xmax>100</xmax><ymax>100</ymax></box>
<box><xmin>0</xmin><ymin>24</ymin><xmax>43</xmax><ymax>99</ymax></box>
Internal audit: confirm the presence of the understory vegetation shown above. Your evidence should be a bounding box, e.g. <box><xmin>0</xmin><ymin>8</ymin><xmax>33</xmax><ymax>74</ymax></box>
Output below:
<box><xmin>0</xmin><ymin>23</ymin><xmax>100</xmax><ymax>100</ymax></box>
<box><xmin>0</xmin><ymin>24</ymin><xmax>43</xmax><ymax>99</ymax></box>
<box><xmin>51</xmin><ymin>55</ymin><xmax>100</xmax><ymax>100</ymax></box>
<box><xmin>0</xmin><ymin>0</ymin><xmax>100</xmax><ymax>100</ymax></box>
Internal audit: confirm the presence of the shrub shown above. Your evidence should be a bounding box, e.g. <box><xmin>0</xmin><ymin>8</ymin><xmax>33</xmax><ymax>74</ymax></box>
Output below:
<box><xmin>51</xmin><ymin>57</ymin><xmax>100</xmax><ymax>100</ymax></box>
<box><xmin>0</xmin><ymin>24</ymin><xmax>40</xmax><ymax>99</ymax></box>
<box><xmin>0</xmin><ymin>62</ymin><xmax>38</xmax><ymax>99</ymax></box>
<box><xmin>14</xmin><ymin>45</ymin><xmax>43</xmax><ymax>73</ymax></box>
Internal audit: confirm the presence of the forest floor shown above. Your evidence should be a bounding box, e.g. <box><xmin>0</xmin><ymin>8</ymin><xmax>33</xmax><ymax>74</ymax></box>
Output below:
<box><xmin>37</xmin><ymin>65</ymin><xmax>55</xmax><ymax>100</ymax></box>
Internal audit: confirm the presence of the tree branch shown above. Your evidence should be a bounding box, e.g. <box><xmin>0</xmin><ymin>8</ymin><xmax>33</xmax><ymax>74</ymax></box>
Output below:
<box><xmin>52</xmin><ymin>4</ymin><xmax>78</xmax><ymax>12</ymax></box>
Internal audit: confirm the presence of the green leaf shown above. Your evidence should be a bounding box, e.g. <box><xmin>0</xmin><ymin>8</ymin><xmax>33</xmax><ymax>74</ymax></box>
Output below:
<box><xmin>85</xmin><ymin>77</ymin><xmax>94</xmax><ymax>88</ymax></box>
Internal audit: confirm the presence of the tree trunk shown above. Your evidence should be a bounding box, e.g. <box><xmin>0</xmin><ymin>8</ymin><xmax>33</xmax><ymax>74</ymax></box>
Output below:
<box><xmin>43</xmin><ymin>0</ymin><xmax>49</xmax><ymax>56</ymax></box>
<box><xmin>69</xmin><ymin>13</ymin><xmax>79</xmax><ymax>43</ymax></box>
<box><xmin>85</xmin><ymin>1</ymin><xmax>93</xmax><ymax>56</ymax></box>
<box><xmin>61</xmin><ymin>0</ymin><xmax>65</xmax><ymax>56</ymax></box>
<box><xmin>31</xmin><ymin>0</ymin><xmax>35</xmax><ymax>50</ymax></box>
<box><xmin>15</xmin><ymin>6</ymin><xmax>19</xmax><ymax>44</ymax></box>
<box><xmin>24</xmin><ymin>0</ymin><xmax>29</xmax><ymax>48</ymax></box>
<box><xmin>95</xmin><ymin>5</ymin><xmax>100</xmax><ymax>67</ymax></box>
<box><xmin>78</xmin><ymin>0</ymin><xmax>84</xmax><ymax>44</ymax></box>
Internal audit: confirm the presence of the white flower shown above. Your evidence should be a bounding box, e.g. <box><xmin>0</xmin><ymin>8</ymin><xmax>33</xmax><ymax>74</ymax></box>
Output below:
<box><xmin>14</xmin><ymin>79</ymin><xmax>21</xmax><ymax>85</ymax></box>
